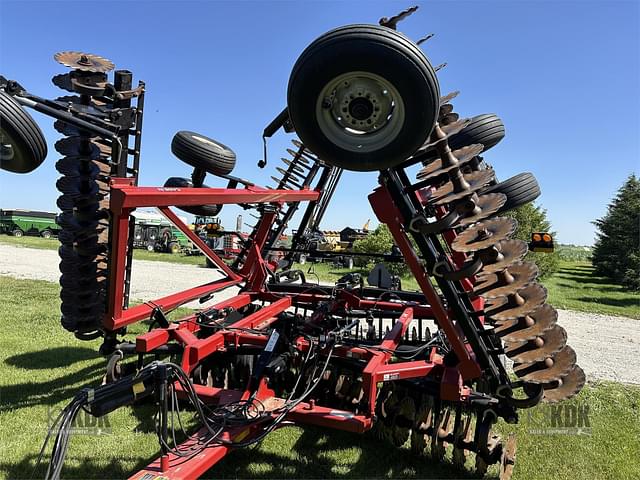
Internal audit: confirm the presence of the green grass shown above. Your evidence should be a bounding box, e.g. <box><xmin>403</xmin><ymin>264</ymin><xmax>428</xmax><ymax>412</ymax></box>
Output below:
<box><xmin>544</xmin><ymin>261</ymin><xmax>640</xmax><ymax>319</ymax></box>
<box><xmin>0</xmin><ymin>233</ymin><xmax>207</xmax><ymax>266</ymax></box>
<box><xmin>1</xmin><ymin>275</ymin><xmax>639</xmax><ymax>479</ymax></box>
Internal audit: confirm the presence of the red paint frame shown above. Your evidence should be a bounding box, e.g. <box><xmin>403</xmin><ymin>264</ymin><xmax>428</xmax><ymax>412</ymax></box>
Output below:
<box><xmin>99</xmin><ymin>176</ymin><xmax>488</xmax><ymax>480</ymax></box>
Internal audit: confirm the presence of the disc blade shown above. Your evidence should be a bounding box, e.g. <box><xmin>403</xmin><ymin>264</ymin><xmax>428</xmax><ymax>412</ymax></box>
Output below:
<box><xmin>514</xmin><ymin>345</ymin><xmax>578</xmax><ymax>383</ymax></box>
<box><xmin>420</xmin><ymin>119</ymin><xmax>471</xmax><ymax>150</ymax></box>
<box><xmin>486</xmin><ymin>283</ymin><xmax>548</xmax><ymax>321</ymax></box>
<box><xmin>439</xmin><ymin>103</ymin><xmax>454</xmax><ymax>117</ymax></box>
<box><xmin>54</xmin><ymin>136</ymin><xmax>100</xmax><ymax>158</ymax></box>
<box><xmin>440</xmin><ymin>91</ymin><xmax>460</xmax><ymax>106</ymax></box>
<box><xmin>432</xmin><ymin>169</ymin><xmax>496</xmax><ymax>205</ymax></box>
<box><xmin>54</xmin><ymin>51</ymin><xmax>115</xmax><ymax>73</ymax></box>
<box><xmin>52</xmin><ymin>73</ymin><xmax>74</xmax><ymax>92</ymax></box>
<box><xmin>416</xmin><ymin>144</ymin><xmax>484</xmax><ymax>181</ymax></box>
<box><xmin>440</xmin><ymin>112</ymin><xmax>460</xmax><ymax>125</ymax></box>
<box><xmin>499</xmin><ymin>433</ymin><xmax>517</xmax><ymax>480</ymax></box>
<box><xmin>496</xmin><ymin>304</ymin><xmax>558</xmax><ymax>342</ymax></box>
<box><xmin>541</xmin><ymin>365</ymin><xmax>586</xmax><ymax>403</ymax></box>
<box><xmin>474</xmin><ymin>262</ymin><xmax>539</xmax><ymax>299</ymax></box>
<box><xmin>479</xmin><ymin>239</ymin><xmax>529</xmax><ymax>273</ymax></box>
<box><xmin>452</xmin><ymin>217</ymin><xmax>518</xmax><ymax>253</ymax></box>
<box><xmin>457</xmin><ymin>193</ymin><xmax>507</xmax><ymax>226</ymax></box>
<box><xmin>505</xmin><ymin>325</ymin><xmax>567</xmax><ymax>363</ymax></box>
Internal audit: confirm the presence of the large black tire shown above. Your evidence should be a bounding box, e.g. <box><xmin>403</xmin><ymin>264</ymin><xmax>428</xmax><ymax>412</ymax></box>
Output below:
<box><xmin>287</xmin><ymin>24</ymin><xmax>440</xmax><ymax>171</ymax></box>
<box><xmin>0</xmin><ymin>90</ymin><xmax>48</xmax><ymax>173</ymax></box>
<box><xmin>171</xmin><ymin>131</ymin><xmax>236</xmax><ymax>176</ymax></box>
<box><xmin>163</xmin><ymin>177</ymin><xmax>222</xmax><ymax>216</ymax></box>
<box><xmin>482</xmin><ymin>172</ymin><xmax>540</xmax><ymax>213</ymax></box>
<box><xmin>448</xmin><ymin>113</ymin><xmax>505</xmax><ymax>152</ymax></box>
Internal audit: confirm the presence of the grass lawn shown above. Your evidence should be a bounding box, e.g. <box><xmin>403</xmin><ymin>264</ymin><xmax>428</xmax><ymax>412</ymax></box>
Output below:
<box><xmin>544</xmin><ymin>261</ymin><xmax>640</xmax><ymax>319</ymax></box>
<box><xmin>0</xmin><ymin>233</ymin><xmax>207</xmax><ymax>266</ymax></box>
<box><xmin>1</xmin><ymin>276</ymin><xmax>639</xmax><ymax>480</ymax></box>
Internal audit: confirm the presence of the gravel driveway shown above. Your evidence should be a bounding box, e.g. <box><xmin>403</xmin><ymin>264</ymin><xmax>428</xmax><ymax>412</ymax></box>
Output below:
<box><xmin>1</xmin><ymin>244</ymin><xmax>638</xmax><ymax>384</ymax></box>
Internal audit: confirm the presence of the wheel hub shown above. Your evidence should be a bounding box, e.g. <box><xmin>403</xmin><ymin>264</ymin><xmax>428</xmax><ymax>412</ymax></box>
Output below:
<box><xmin>316</xmin><ymin>71</ymin><xmax>405</xmax><ymax>153</ymax></box>
<box><xmin>348</xmin><ymin>97</ymin><xmax>374</xmax><ymax>121</ymax></box>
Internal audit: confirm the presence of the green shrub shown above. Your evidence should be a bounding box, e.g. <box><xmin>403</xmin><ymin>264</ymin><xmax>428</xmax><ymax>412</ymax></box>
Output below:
<box><xmin>503</xmin><ymin>203</ymin><xmax>560</xmax><ymax>278</ymax></box>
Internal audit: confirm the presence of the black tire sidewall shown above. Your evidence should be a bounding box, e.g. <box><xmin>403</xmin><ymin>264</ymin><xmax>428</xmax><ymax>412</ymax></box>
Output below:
<box><xmin>171</xmin><ymin>131</ymin><xmax>235</xmax><ymax>176</ymax></box>
<box><xmin>288</xmin><ymin>27</ymin><xmax>439</xmax><ymax>171</ymax></box>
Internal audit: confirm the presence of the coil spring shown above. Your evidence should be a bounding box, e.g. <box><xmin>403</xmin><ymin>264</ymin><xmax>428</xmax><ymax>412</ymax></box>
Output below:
<box><xmin>54</xmin><ymin>104</ymin><xmax>111</xmax><ymax>339</ymax></box>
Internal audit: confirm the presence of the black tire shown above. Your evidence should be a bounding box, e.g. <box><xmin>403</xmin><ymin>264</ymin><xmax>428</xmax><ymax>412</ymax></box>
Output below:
<box><xmin>287</xmin><ymin>24</ymin><xmax>440</xmax><ymax>171</ymax></box>
<box><xmin>448</xmin><ymin>113</ymin><xmax>505</xmax><ymax>152</ymax></box>
<box><xmin>482</xmin><ymin>172</ymin><xmax>541</xmax><ymax>213</ymax></box>
<box><xmin>0</xmin><ymin>91</ymin><xmax>48</xmax><ymax>173</ymax></box>
<box><xmin>163</xmin><ymin>177</ymin><xmax>223</xmax><ymax>216</ymax></box>
<box><xmin>168</xmin><ymin>241</ymin><xmax>180</xmax><ymax>254</ymax></box>
<box><xmin>41</xmin><ymin>229</ymin><xmax>53</xmax><ymax>239</ymax></box>
<box><xmin>171</xmin><ymin>131</ymin><xmax>236</xmax><ymax>176</ymax></box>
<box><xmin>12</xmin><ymin>228</ymin><xmax>23</xmax><ymax>237</ymax></box>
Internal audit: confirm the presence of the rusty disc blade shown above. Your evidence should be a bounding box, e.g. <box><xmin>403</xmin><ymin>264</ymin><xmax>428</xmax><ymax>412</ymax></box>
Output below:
<box><xmin>417</xmin><ymin>144</ymin><xmax>484</xmax><ymax>181</ymax></box>
<box><xmin>457</xmin><ymin>193</ymin><xmax>507</xmax><ymax>227</ymax></box>
<box><xmin>52</xmin><ymin>73</ymin><xmax>74</xmax><ymax>92</ymax></box>
<box><xmin>440</xmin><ymin>91</ymin><xmax>460</xmax><ymax>106</ymax></box>
<box><xmin>54</xmin><ymin>120</ymin><xmax>84</xmax><ymax>137</ymax></box>
<box><xmin>513</xmin><ymin>345</ymin><xmax>577</xmax><ymax>383</ymax></box>
<box><xmin>504</xmin><ymin>325</ymin><xmax>567</xmax><ymax>363</ymax></box>
<box><xmin>419</xmin><ymin>119</ymin><xmax>472</xmax><ymax>151</ymax></box>
<box><xmin>499</xmin><ymin>433</ymin><xmax>517</xmax><ymax>480</ymax></box>
<box><xmin>92</xmin><ymin>139</ymin><xmax>112</xmax><ymax>156</ymax></box>
<box><xmin>432</xmin><ymin>170</ymin><xmax>496</xmax><ymax>205</ymax></box>
<box><xmin>479</xmin><ymin>239</ymin><xmax>529</xmax><ymax>273</ymax></box>
<box><xmin>440</xmin><ymin>112</ymin><xmax>460</xmax><ymax>125</ymax></box>
<box><xmin>486</xmin><ymin>283</ymin><xmax>548</xmax><ymax>321</ymax></box>
<box><xmin>54</xmin><ymin>137</ymin><xmax>100</xmax><ymax>158</ymax></box>
<box><xmin>439</xmin><ymin>103</ymin><xmax>454</xmax><ymax>117</ymax></box>
<box><xmin>474</xmin><ymin>262</ymin><xmax>539</xmax><ymax>299</ymax></box>
<box><xmin>452</xmin><ymin>217</ymin><xmax>518</xmax><ymax>253</ymax></box>
<box><xmin>495</xmin><ymin>303</ymin><xmax>558</xmax><ymax>342</ymax></box>
<box><xmin>54</xmin><ymin>51</ymin><xmax>115</xmax><ymax>73</ymax></box>
<box><xmin>541</xmin><ymin>365</ymin><xmax>586</xmax><ymax>403</ymax></box>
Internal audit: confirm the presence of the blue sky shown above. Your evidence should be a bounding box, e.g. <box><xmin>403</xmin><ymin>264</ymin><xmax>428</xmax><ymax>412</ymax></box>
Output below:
<box><xmin>1</xmin><ymin>0</ymin><xmax>638</xmax><ymax>245</ymax></box>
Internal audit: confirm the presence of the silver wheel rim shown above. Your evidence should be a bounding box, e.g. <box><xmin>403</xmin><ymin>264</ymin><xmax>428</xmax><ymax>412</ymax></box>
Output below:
<box><xmin>315</xmin><ymin>71</ymin><xmax>405</xmax><ymax>153</ymax></box>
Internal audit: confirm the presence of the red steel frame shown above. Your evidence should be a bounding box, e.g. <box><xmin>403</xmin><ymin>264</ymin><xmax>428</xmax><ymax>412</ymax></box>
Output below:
<box><xmin>102</xmin><ymin>176</ymin><xmax>483</xmax><ymax>480</ymax></box>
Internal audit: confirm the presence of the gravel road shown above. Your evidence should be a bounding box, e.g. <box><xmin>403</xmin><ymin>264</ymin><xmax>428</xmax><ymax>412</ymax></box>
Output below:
<box><xmin>1</xmin><ymin>244</ymin><xmax>638</xmax><ymax>384</ymax></box>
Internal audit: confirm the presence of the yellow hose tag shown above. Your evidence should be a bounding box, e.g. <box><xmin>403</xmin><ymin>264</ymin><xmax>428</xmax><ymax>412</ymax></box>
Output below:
<box><xmin>132</xmin><ymin>382</ymin><xmax>145</xmax><ymax>396</ymax></box>
<box><xmin>234</xmin><ymin>428</ymin><xmax>251</xmax><ymax>442</ymax></box>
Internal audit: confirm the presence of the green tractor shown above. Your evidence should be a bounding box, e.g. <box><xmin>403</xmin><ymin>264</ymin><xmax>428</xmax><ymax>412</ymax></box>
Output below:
<box><xmin>131</xmin><ymin>210</ymin><xmax>191</xmax><ymax>254</ymax></box>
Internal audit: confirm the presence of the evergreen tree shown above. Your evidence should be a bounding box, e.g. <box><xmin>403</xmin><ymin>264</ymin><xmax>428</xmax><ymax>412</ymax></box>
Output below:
<box><xmin>503</xmin><ymin>203</ymin><xmax>560</xmax><ymax>278</ymax></box>
<box><xmin>592</xmin><ymin>174</ymin><xmax>640</xmax><ymax>290</ymax></box>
